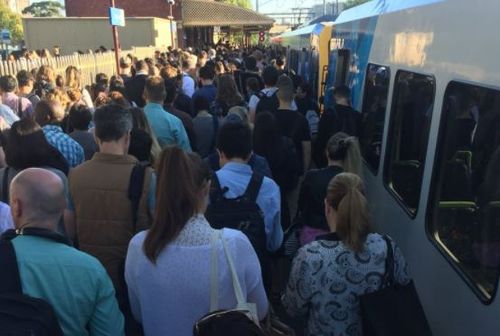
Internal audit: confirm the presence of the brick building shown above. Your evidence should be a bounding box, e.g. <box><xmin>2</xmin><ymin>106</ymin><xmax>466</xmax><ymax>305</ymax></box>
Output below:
<box><xmin>65</xmin><ymin>0</ymin><xmax>274</xmax><ymax>48</ymax></box>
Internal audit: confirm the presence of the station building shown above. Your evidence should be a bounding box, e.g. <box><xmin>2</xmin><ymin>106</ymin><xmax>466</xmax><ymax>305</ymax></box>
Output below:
<box><xmin>64</xmin><ymin>0</ymin><xmax>274</xmax><ymax>48</ymax></box>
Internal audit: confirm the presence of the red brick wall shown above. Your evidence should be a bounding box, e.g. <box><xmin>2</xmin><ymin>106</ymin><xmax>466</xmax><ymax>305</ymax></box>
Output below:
<box><xmin>65</xmin><ymin>0</ymin><xmax>183</xmax><ymax>20</ymax></box>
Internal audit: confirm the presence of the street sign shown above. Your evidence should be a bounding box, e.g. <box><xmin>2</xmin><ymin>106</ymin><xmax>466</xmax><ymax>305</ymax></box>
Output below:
<box><xmin>1</xmin><ymin>29</ymin><xmax>11</xmax><ymax>44</ymax></box>
<box><xmin>259</xmin><ymin>31</ymin><xmax>265</xmax><ymax>42</ymax></box>
<box><xmin>109</xmin><ymin>7</ymin><xmax>125</xmax><ymax>27</ymax></box>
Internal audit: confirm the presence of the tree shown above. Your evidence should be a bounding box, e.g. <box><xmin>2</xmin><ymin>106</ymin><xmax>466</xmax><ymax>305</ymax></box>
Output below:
<box><xmin>0</xmin><ymin>4</ymin><xmax>23</xmax><ymax>43</ymax></box>
<box><xmin>216</xmin><ymin>0</ymin><xmax>253</xmax><ymax>10</ymax></box>
<box><xmin>343</xmin><ymin>0</ymin><xmax>371</xmax><ymax>10</ymax></box>
<box><xmin>22</xmin><ymin>1</ymin><xmax>65</xmax><ymax>17</ymax></box>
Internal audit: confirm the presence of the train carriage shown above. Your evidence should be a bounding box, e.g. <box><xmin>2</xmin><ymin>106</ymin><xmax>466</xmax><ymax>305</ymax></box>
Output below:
<box><xmin>322</xmin><ymin>0</ymin><xmax>500</xmax><ymax>335</ymax></box>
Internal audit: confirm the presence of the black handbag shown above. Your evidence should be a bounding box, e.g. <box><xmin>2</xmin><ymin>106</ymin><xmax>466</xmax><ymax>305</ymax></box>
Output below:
<box><xmin>359</xmin><ymin>236</ymin><xmax>433</xmax><ymax>336</ymax></box>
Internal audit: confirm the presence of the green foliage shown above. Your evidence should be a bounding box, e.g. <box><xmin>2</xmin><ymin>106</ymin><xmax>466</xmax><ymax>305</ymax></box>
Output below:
<box><xmin>216</xmin><ymin>0</ymin><xmax>253</xmax><ymax>10</ymax></box>
<box><xmin>343</xmin><ymin>0</ymin><xmax>371</xmax><ymax>10</ymax></box>
<box><xmin>22</xmin><ymin>1</ymin><xmax>65</xmax><ymax>17</ymax></box>
<box><xmin>0</xmin><ymin>3</ymin><xmax>23</xmax><ymax>43</ymax></box>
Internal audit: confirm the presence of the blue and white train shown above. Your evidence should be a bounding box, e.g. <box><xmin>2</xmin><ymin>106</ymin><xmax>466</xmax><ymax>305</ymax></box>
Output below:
<box><xmin>322</xmin><ymin>0</ymin><xmax>500</xmax><ymax>335</ymax></box>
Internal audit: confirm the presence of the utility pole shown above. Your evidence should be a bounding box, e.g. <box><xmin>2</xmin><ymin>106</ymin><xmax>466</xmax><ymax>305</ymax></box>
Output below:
<box><xmin>323</xmin><ymin>0</ymin><xmax>327</xmax><ymax>16</ymax></box>
<box><xmin>256</xmin><ymin>0</ymin><xmax>259</xmax><ymax>12</ymax></box>
<box><xmin>109</xmin><ymin>0</ymin><xmax>120</xmax><ymax>75</ymax></box>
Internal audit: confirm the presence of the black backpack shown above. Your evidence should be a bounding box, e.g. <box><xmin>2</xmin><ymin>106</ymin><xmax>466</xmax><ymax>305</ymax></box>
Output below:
<box><xmin>255</xmin><ymin>91</ymin><xmax>279</xmax><ymax>115</ymax></box>
<box><xmin>0</xmin><ymin>232</ymin><xmax>64</xmax><ymax>336</ymax></box>
<box><xmin>194</xmin><ymin>310</ymin><xmax>265</xmax><ymax>336</ymax></box>
<box><xmin>205</xmin><ymin>173</ymin><xmax>267</xmax><ymax>260</ymax></box>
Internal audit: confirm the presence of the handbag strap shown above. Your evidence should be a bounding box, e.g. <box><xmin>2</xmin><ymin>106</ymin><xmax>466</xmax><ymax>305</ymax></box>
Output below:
<box><xmin>219</xmin><ymin>230</ymin><xmax>246</xmax><ymax>306</ymax></box>
<box><xmin>382</xmin><ymin>235</ymin><xmax>395</xmax><ymax>287</ymax></box>
<box><xmin>209</xmin><ymin>230</ymin><xmax>219</xmax><ymax>312</ymax></box>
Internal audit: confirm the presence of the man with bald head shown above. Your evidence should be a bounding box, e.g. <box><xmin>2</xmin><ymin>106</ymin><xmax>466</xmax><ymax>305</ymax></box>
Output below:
<box><xmin>7</xmin><ymin>168</ymin><xmax>124</xmax><ymax>335</ymax></box>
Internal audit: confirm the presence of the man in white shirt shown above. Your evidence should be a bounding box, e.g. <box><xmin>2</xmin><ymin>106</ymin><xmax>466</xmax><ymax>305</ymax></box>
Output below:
<box><xmin>181</xmin><ymin>54</ymin><xmax>197</xmax><ymax>98</ymax></box>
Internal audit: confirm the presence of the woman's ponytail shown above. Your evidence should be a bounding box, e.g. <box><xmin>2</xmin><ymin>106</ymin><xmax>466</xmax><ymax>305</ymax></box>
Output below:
<box><xmin>326</xmin><ymin>173</ymin><xmax>371</xmax><ymax>252</ymax></box>
<box><xmin>326</xmin><ymin>132</ymin><xmax>363</xmax><ymax>178</ymax></box>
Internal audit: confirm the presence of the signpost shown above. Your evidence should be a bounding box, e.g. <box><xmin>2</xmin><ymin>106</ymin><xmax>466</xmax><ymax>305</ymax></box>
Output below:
<box><xmin>108</xmin><ymin>1</ymin><xmax>125</xmax><ymax>75</ymax></box>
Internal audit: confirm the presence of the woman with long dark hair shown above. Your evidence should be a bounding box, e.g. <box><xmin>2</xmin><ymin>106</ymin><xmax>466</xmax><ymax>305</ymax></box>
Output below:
<box><xmin>211</xmin><ymin>74</ymin><xmax>245</xmax><ymax>118</ymax></box>
<box><xmin>125</xmin><ymin>147</ymin><xmax>268</xmax><ymax>336</ymax></box>
<box><xmin>0</xmin><ymin>118</ymin><xmax>69</xmax><ymax>203</ymax></box>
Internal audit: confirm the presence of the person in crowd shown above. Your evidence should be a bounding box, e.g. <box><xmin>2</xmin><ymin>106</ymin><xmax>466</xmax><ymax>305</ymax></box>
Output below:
<box><xmin>34</xmin><ymin>100</ymin><xmax>84</xmax><ymax>168</ymax></box>
<box><xmin>295</xmin><ymin>82</ymin><xmax>320</xmax><ymax>139</ymax></box>
<box><xmin>119</xmin><ymin>57</ymin><xmax>133</xmax><ymax>83</ymax></box>
<box><xmin>282</xmin><ymin>173</ymin><xmax>410</xmax><ymax>336</ymax></box>
<box><xmin>164</xmin><ymin>79</ymin><xmax>197</xmax><ymax>150</ymax></box>
<box><xmin>65</xmin><ymin>66</ymin><xmax>94</xmax><ymax>109</ymax></box>
<box><xmin>0</xmin><ymin>75</ymin><xmax>33</xmax><ymax>118</ymax></box>
<box><xmin>0</xmin><ymin>200</ymin><xmax>13</xmax><ymax>234</ymax></box>
<box><xmin>16</xmin><ymin>70</ymin><xmax>41</xmax><ymax>107</ymax></box>
<box><xmin>125</xmin><ymin>147</ymin><xmax>268</xmax><ymax>336</ymax></box>
<box><xmin>210</xmin><ymin>74</ymin><xmax>245</xmax><ymax>118</ymax></box>
<box><xmin>254</xmin><ymin>111</ymin><xmax>299</xmax><ymax>228</ymax></box>
<box><xmin>109</xmin><ymin>91</ymin><xmax>131</xmax><ymax>108</ymax></box>
<box><xmin>129</xmin><ymin>128</ymin><xmax>153</xmax><ymax>165</ymax></box>
<box><xmin>240</xmin><ymin>56</ymin><xmax>263</xmax><ymax>98</ymax></box>
<box><xmin>246</xmin><ymin>77</ymin><xmax>261</xmax><ymax>104</ymax></box>
<box><xmin>110</xmin><ymin>75</ymin><xmax>128</xmax><ymax>98</ymax></box>
<box><xmin>193</xmin><ymin>95</ymin><xmax>217</xmax><ymax>158</ymax></box>
<box><xmin>66</xmin><ymin>104</ymin><xmax>155</xmax><ymax>332</ymax></box>
<box><xmin>181</xmin><ymin>55</ymin><xmax>197</xmax><ymax>98</ymax></box>
<box><xmin>0</xmin><ymin>119</ymin><xmax>69</xmax><ymax>207</ymax></box>
<box><xmin>35</xmin><ymin>65</ymin><xmax>56</xmax><ymax>99</ymax></box>
<box><xmin>275</xmin><ymin>55</ymin><xmax>287</xmax><ymax>74</ymax></box>
<box><xmin>315</xmin><ymin>85</ymin><xmax>362</xmax><ymax>167</ymax></box>
<box><xmin>226</xmin><ymin>105</ymin><xmax>250</xmax><ymax>127</ymax></box>
<box><xmin>193</xmin><ymin>65</ymin><xmax>217</xmax><ymax>106</ymax></box>
<box><xmin>6</xmin><ymin>168</ymin><xmax>124</xmax><ymax>335</ymax></box>
<box><xmin>0</xmin><ymin>99</ymin><xmax>19</xmax><ymax>127</ymax></box>
<box><xmin>126</xmin><ymin>60</ymin><xmax>150</xmax><ymax>107</ymax></box>
<box><xmin>214</xmin><ymin>122</ymin><xmax>283</xmax><ymax>252</ymax></box>
<box><xmin>249</xmin><ymin>65</ymin><xmax>279</xmax><ymax>121</ymax></box>
<box><xmin>130</xmin><ymin>107</ymin><xmax>162</xmax><ymax>163</ymax></box>
<box><xmin>297</xmin><ymin>133</ymin><xmax>362</xmax><ymax>245</ymax></box>
<box><xmin>68</xmin><ymin>104</ymin><xmax>98</xmax><ymax>161</ymax></box>
<box><xmin>144</xmin><ymin>76</ymin><xmax>191</xmax><ymax>151</ymax></box>
<box><xmin>272</xmin><ymin>75</ymin><xmax>311</xmax><ymax>174</ymax></box>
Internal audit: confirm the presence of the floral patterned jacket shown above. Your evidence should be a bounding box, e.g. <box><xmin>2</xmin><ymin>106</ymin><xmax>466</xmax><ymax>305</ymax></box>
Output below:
<box><xmin>282</xmin><ymin>232</ymin><xmax>410</xmax><ymax>336</ymax></box>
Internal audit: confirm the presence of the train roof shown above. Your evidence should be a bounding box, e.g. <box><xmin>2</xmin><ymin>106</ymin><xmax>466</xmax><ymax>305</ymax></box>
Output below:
<box><xmin>279</xmin><ymin>22</ymin><xmax>332</xmax><ymax>38</ymax></box>
<box><xmin>334</xmin><ymin>0</ymin><xmax>443</xmax><ymax>25</ymax></box>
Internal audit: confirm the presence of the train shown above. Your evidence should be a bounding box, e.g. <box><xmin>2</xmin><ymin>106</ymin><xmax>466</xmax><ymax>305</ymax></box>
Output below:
<box><xmin>274</xmin><ymin>0</ymin><xmax>500</xmax><ymax>335</ymax></box>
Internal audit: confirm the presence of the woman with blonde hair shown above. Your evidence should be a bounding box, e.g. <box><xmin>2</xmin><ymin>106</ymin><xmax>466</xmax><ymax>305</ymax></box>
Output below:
<box><xmin>297</xmin><ymin>132</ymin><xmax>363</xmax><ymax>245</ymax></box>
<box><xmin>65</xmin><ymin>66</ymin><xmax>94</xmax><ymax>108</ymax></box>
<box><xmin>283</xmin><ymin>173</ymin><xmax>410</xmax><ymax>336</ymax></box>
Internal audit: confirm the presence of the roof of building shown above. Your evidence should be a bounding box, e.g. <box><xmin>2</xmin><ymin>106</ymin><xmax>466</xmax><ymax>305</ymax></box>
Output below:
<box><xmin>182</xmin><ymin>0</ymin><xmax>274</xmax><ymax>27</ymax></box>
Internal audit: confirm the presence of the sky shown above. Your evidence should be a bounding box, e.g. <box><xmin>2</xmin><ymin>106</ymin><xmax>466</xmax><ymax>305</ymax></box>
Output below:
<box><xmin>31</xmin><ymin>0</ymin><xmax>343</xmax><ymax>15</ymax></box>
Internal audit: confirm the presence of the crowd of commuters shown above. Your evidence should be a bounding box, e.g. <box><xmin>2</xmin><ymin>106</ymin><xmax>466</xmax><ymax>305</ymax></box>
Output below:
<box><xmin>0</xmin><ymin>44</ymin><xmax>411</xmax><ymax>336</ymax></box>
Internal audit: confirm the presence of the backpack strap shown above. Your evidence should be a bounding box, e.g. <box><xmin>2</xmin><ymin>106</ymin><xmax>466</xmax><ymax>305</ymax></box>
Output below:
<box><xmin>0</xmin><ymin>239</ymin><xmax>22</xmax><ymax>294</ymax></box>
<box><xmin>17</xmin><ymin>98</ymin><xmax>22</xmax><ymax>117</ymax></box>
<box><xmin>1</xmin><ymin>167</ymin><xmax>10</xmax><ymax>204</ymax></box>
<box><xmin>243</xmin><ymin>173</ymin><xmax>264</xmax><ymax>203</ymax></box>
<box><xmin>128</xmin><ymin>163</ymin><xmax>149</xmax><ymax>233</ymax></box>
<box><xmin>209</xmin><ymin>172</ymin><xmax>227</xmax><ymax>204</ymax></box>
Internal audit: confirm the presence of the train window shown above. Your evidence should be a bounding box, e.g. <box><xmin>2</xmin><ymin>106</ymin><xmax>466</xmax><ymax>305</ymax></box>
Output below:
<box><xmin>428</xmin><ymin>81</ymin><xmax>500</xmax><ymax>302</ymax></box>
<box><xmin>334</xmin><ymin>49</ymin><xmax>350</xmax><ymax>86</ymax></box>
<box><xmin>360</xmin><ymin>64</ymin><xmax>390</xmax><ymax>173</ymax></box>
<box><xmin>384</xmin><ymin>71</ymin><xmax>435</xmax><ymax>214</ymax></box>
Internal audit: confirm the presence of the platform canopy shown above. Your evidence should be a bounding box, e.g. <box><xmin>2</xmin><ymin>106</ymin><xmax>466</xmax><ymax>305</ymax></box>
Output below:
<box><xmin>182</xmin><ymin>0</ymin><xmax>274</xmax><ymax>28</ymax></box>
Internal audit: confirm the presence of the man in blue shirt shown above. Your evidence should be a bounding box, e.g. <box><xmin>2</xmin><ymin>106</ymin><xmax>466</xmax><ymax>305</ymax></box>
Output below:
<box><xmin>215</xmin><ymin>122</ymin><xmax>283</xmax><ymax>252</ymax></box>
<box><xmin>144</xmin><ymin>76</ymin><xmax>192</xmax><ymax>151</ymax></box>
<box><xmin>9</xmin><ymin>168</ymin><xmax>124</xmax><ymax>335</ymax></box>
<box><xmin>34</xmin><ymin>100</ymin><xmax>84</xmax><ymax>168</ymax></box>
<box><xmin>192</xmin><ymin>64</ymin><xmax>217</xmax><ymax>106</ymax></box>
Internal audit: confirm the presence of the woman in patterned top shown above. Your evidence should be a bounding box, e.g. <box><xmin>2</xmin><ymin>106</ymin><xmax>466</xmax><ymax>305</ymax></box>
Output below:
<box><xmin>282</xmin><ymin>173</ymin><xmax>410</xmax><ymax>336</ymax></box>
